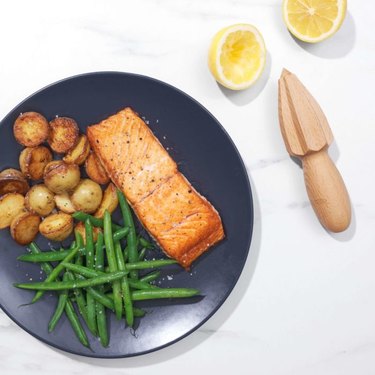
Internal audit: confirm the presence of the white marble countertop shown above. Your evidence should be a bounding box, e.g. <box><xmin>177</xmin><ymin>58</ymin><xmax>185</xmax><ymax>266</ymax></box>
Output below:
<box><xmin>1</xmin><ymin>0</ymin><xmax>374</xmax><ymax>374</ymax></box>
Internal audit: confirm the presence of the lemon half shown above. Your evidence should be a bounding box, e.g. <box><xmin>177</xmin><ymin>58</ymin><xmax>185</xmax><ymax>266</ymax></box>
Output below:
<box><xmin>283</xmin><ymin>0</ymin><xmax>347</xmax><ymax>43</ymax></box>
<box><xmin>208</xmin><ymin>24</ymin><xmax>266</xmax><ymax>90</ymax></box>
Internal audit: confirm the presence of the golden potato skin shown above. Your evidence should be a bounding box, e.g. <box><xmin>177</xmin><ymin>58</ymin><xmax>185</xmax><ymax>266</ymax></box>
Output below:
<box><xmin>43</xmin><ymin>161</ymin><xmax>80</xmax><ymax>194</ymax></box>
<box><xmin>39</xmin><ymin>212</ymin><xmax>73</xmax><ymax>241</ymax></box>
<box><xmin>63</xmin><ymin>134</ymin><xmax>90</xmax><ymax>165</ymax></box>
<box><xmin>0</xmin><ymin>193</ymin><xmax>25</xmax><ymax>229</ymax></box>
<box><xmin>54</xmin><ymin>193</ymin><xmax>76</xmax><ymax>214</ymax></box>
<box><xmin>25</xmin><ymin>184</ymin><xmax>55</xmax><ymax>216</ymax></box>
<box><xmin>13</xmin><ymin>112</ymin><xmax>49</xmax><ymax>147</ymax></box>
<box><xmin>94</xmin><ymin>183</ymin><xmax>118</xmax><ymax>218</ymax></box>
<box><xmin>0</xmin><ymin>168</ymin><xmax>29</xmax><ymax>196</ymax></box>
<box><xmin>85</xmin><ymin>151</ymin><xmax>110</xmax><ymax>185</ymax></box>
<box><xmin>48</xmin><ymin>117</ymin><xmax>79</xmax><ymax>153</ymax></box>
<box><xmin>10</xmin><ymin>211</ymin><xmax>41</xmax><ymax>245</ymax></box>
<box><xmin>19</xmin><ymin>146</ymin><xmax>53</xmax><ymax>180</ymax></box>
<box><xmin>71</xmin><ymin>179</ymin><xmax>103</xmax><ymax>213</ymax></box>
<box><xmin>19</xmin><ymin>149</ymin><xmax>28</xmax><ymax>175</ymax></box>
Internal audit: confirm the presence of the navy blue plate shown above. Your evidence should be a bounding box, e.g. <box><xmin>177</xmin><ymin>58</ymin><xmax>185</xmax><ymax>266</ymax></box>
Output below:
<box><xmin>0</xmin><ymin>72</ymin><xmax>253</xmax><ymax>358</ymax></box>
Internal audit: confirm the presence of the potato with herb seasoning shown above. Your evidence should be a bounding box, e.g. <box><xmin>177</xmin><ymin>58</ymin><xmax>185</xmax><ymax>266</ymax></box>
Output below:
<box><xmin>0</xmin><ymin>193</ymin><xmax>25</xmax><ymax>229</ymax></box>
<box><xmin>48</xmin><ymin>117</ymin><xmax>79</xmax><ymax>153</ymax></box>
<box><xmin>43</xmin><ymin>161</ymin><xmax>80</xmax><ymax>194</ymax></box>
<box><xmin>54</xmin><ymin>192</ymin><xmax>76</xmax><ymax>214</ymax></box>
<box><xmin>85</xmin><ymin>151</ymin><xmax>110</xmax><ymax>185</ymax></box>
<box><xmin>10</xmin><ymin>211</ymin><xmax>41</xmax><ymax>245</ymax></box>
<box><xmin>39</xmin><ymin>212</ymin><xmax>73</xmax><ymax>241</ymax></box>
<box><xmin>94</xmin><ymin>183</ymin><xmax>118</xmax><ymax>218</ymax></box>
<box><xmin>13</xmin><ymin>112</ymin><xmax>49</xmax><ymax>147</ymax></box>
<box><xmin>71</xmin><ymin>179</ymin><xmax>102</xmax><ymax>214</ymax></box>
<box><xmin>25</xmin><ymin>184</ymin><xmax>55</xmax><ymax>216</ymax></box>
<box><xmin>0</xmin><ymin>168</ymin><xmax>29</xmax><ymax>196</ymax></box>
<box><xmin>19</xmin><ymin>146</ymin><xmax>53</xmax><ymax>180</ymax></box>
<box><xmin>63</xmin><ymin>134</ymin><xmax>90</xmax><ymax>165</ymax></box>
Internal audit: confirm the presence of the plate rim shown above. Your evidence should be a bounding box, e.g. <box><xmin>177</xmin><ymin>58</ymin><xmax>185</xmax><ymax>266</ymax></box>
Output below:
<box><xmin>0</xmin><ymin>71</ymin><xmax>254</xmax><ymax>358</ymax></box>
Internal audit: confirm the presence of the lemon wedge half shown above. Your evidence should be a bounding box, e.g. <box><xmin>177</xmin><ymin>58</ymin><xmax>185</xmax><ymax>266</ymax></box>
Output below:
<box><xmin>208</xmin><ymin>24</ymin><xmax>266</xmax><ymax>90</ymax></box>
<box><xmin>283</xmin><ymin>0</ymin><xmax>347</xmax><ymax>43</ymax></box>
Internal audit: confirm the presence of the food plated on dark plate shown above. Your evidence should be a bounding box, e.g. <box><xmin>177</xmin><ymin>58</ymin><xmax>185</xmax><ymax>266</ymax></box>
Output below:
<box><xmin>0</xmin><ymin>72</ymin><xmax>253</xmax><ymax>357</ymax></box>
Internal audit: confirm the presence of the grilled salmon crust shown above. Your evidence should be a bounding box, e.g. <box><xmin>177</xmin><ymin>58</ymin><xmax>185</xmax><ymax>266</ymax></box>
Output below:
<box><xmin>87</xmin><ymin>107</ymin><xmax>224</xmax><ymax>268</ymax></box>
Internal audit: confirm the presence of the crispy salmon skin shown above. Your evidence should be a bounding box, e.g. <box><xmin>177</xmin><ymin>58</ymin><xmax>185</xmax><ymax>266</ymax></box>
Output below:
<box><xmin>87</xmin><ymin>107</ymin><xmax>224</xmax><ymax>268</ymax></box>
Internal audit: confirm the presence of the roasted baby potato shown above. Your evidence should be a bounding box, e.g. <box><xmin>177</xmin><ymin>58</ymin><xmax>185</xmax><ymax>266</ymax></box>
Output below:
<box><xmin>48</xmin><ymin>117</ymin><xmax>79</xmax><ymax>153</ymax></box>
<box><xmin>25</xmin><ymin>184</ymin><xmax>55</xmax><ymax>216</ymax></box>
<box><xmin>71</xmin><ymin>179</ymin><xmax>103</xmax><ymax>214</ymax></box>
<box><xmin>85</xmin><ymin>151</ymin><xmax>110</xmax><ymax>185</ymax></box>
<box><xmin>0</xmin><ymin>193</ymin><xmax>25</xmax><ymax>229</ymax></box>
<box><xmin>75</xmin><ymin>221</ymin><xmax>101</xmax><ymax>244</ymax></box>
<box><xmin>13</xmin><ymin>112</ymin><xmax>49</xmax><ymax>147</ymax></box>
<box><xmin>63</xmin><ymin>134</ymin><xmax>90</xmax><ymax>165</ymax></box>
<box><xmin>10</xmin><ymin>211</ymin><xmax>41</xmax><ymax>245</ymax></box>
<box><xmin>94</xmin><ymin>183</ymin><xmax>119</xmax><ymax>218</ymax></box>
<box><xmin>43</xmin><ymin>161</ymin><xmax>80</xmax><ymax>194</ymax></box>
<box><xmin>54</xmin><ymin>192</ymin><xmax>76</xmax><ymax>214</ymax></box>
<box><xmin>0</xmin><ymin>168</ymin><xmax>29</xmax><ymax>196</ymax></box>
<box><xmin>19</xmin><ymin>146</ymin><xmax>53</xmax><ymax>180</ymax></box>
<box><xmin>39</xmin><ymin>212</ymin><xmax>73</xmax><ymax>241</ymax></box>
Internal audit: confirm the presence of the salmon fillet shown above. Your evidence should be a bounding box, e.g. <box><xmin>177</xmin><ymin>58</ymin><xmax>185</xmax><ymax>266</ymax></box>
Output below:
<box><xmin>87</xmin><ymin>107</ymin><xmax>224</xmax><ymax>268</ymax></box>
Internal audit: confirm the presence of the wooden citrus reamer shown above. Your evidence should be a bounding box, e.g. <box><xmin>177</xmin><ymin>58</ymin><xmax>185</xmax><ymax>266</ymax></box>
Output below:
<box><xmin>278</xmin><ymin>69</ymin><xmax>351</xmax><ymax>232</ymax></box>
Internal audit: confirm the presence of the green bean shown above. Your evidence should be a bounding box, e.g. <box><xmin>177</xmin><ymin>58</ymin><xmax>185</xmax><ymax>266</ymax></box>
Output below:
<box><xmin>15</xmin><ymin>270</ymin><xmax>128</xmax><ymax>291</ymax></box>
<box><xmin>63</xmin><ymin>263</ymin><xmax>101</xmax><ymax>278</ymax></box>
<box><xmin>71</xmin><ymin>233</ymin><xmax>88</xmax><ymax>324</ymax></box>
<box><xmin>113</xmin><ymin>227</ymin><xmax>129</xmax><ymax>241</ymax></box>
<box><xmin>28</xmin><ymin>242</ymin><xmax>89</xmax><ymax>347</ymax></box>
<box><xmin>140</xmin><ymin>271</ymin><xmax>161</xmax><ymax>284</ymax></box>
<box><xmin>18</xmin><ymin>249</ymin><xmax>82</xmax><ymax>263</ymax></box>
<box><xmin>128</xmin><ymin>279</ymin><xmax>157</xmax><ymax>290</ymax></box>
<box><xmin>19</xmin><ymin>228</ymin><xmax>127</xmax><ymax>263</ymax></box>
<box><xmin>31</xmin><ymin>232</ymin><xmax>82</xmax><ymax>303</ymax></box>
<box><xmin>65</xmin><ymin>299</ymin><xmax>90</xmax><ymax>348</ymax></box>
<box><xmin>95</xmin><ymin>232</ymin><xmax>105</xmax><ymax>273</ymax></box>
<box><xmin>107</xmin><ymin>288</ymin><xmax>199</xmax><ymax>300</ymax></box>
<box><xmin>28</xmin><ymin>243</ymin><xmax>54</xmax><ymax>275</ymax></box>
<box><xmin>139</xmin><ymin>237</ymin><xmax>154</xmax><ymax>249</ymax></box>
<box><xmin>131</xmin><ymin>288</ymin><xmax>200</xmax><ymax>300</ymax></box>
<box><xmin>138</xmin><ymin>248</ymin><xmax>147</xmax><ymax>261</ymax></box>
<box><xmin>85</xmin><ymin>219</ymin><xmax>97</xmax><ymax>336</ymax></box>
<box><xmin>48</xmin><ymin>272</ymin><xmax>69</xmax><ymax>332</ymax></box>
<box><xmin>64</xmin><ymin>263</ymin><xmax>155</xmax><ymax>290</ymax></box>
<box><xmin>64</xmin><ymin>263</ymin><xmax>154</xmax><ymax>290</ymax></box>
<box><xmin>86</xmin><ymin>286</ymin><xmax>114</xmax><ymax>311</ymax></box>
<box><xmin>104</xmin><ymin>211</ymin><xmax>122</xmax><ymax>320</ymax></box>
<box><xmin>72</xmin><ymin>211</ymin><xmax>121</xmax><ymax>231</ymax></box>
<box><xmin>64</xmin><ymin>259</ymin><xmax>175</xmax><ymax>275</ymax></box>
<box><xmin>95</xmin><ymin>232</ymin><xmax>108</xmax><ymax>347</ymax></box>
<box><xmin>114</xmin><ymin>241</ymin><xmax>134</xmax><ymax>327</ymax></box>
<box><xmin>126</xmin><ymin>259</ymin><xmax>177</xmax><ymax>270</ymax></box>
<box><xmin>133</xmin><ymin>307</ymin><xmax>146</xmax><ymax>317</ymax></box>
<box><xmin>86</xmin><ymin>287</ymin><xmax>145</xmax><ymax>317</ymax></box>
<box><xmin>69</xmin><ymin>272</ymin><xmax>88</xmax><ymax>324</ymax></box>
<box><xmin>117</xmin><ymin>190</ymin><xmax>138</xmax><ymax>279</ymax></box>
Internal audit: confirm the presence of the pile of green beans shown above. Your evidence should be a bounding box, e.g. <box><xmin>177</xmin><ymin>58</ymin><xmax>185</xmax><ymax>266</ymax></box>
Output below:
<box><xmin>15</xmin><ymin>190</ymin><xmax>199</xmax><ymax>349</ymax></box>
